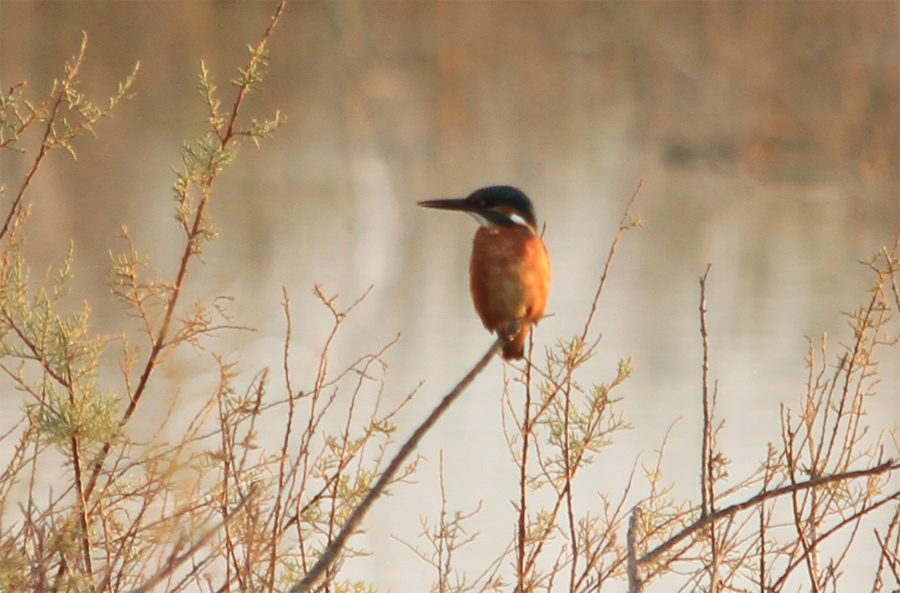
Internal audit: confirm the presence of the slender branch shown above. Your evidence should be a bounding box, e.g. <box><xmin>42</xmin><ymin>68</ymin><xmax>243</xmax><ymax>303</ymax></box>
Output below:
<box><xmin>563</xmin><ymin>363</ymin><xmax>578</xmax><ymax>590</ymax></box>
<box><xmin>82</xmin><ymin>0</ymin><xmax>286</xmax><ymax>502</ymax></box>
<box><xmin>223</xmin><ymin>0</ymin><xmax>284</xmax><ymax>141</ymax></box>
<box><xmin>268</xmin><ymin>286</ymin><xmax>296</xmax><ymax>585</ymax></box>
<box><xmin>638</xmin><ymin>459</ymin><xmax>900</xmax><ymax>567</ymax></box>
<box><xmin>698</xmin><ymin>264</ymin><xmax>719</xmax><ymax>590</ymax></box>
<box><xmin>699</xmin><ymin>264</ymin><xmax>713</xmax><ymax>518</ymax></box>
<box><xmin>627</xmin><ymin>506</ymin><xmax>643</xmax><ymax>593</ymax></box>
<box><xmin>771</xmin><ymin>489</ymin><xmax>900</xmax><ymax>591</ymax></box>
<box><xmin>517</xmin><ymin>338</ymin><xmax>534</xmax><ymax>590</ymax></box>
<box><xmin>580</xmin><ymin>179</ymin><xmax>642</xmax><ymax>342</ymax></box>
<box><xmin>288</xmin><ymin>323</ymin><xmax>519</xmax><ymax>593</ymax></box>
<box><xmin>127</xmin><ymin>485</ymin><xmax>257</xmax><ymax>593</ymax></box>
<box><xmin>0</xmin><ymin>37</ymin><xmax>85</xmax><ymax>244</ymax></box>
<box><xmin>0</xmin><ymin>82</ymin><xmax>55</xmax><ymax>151</ymax></box>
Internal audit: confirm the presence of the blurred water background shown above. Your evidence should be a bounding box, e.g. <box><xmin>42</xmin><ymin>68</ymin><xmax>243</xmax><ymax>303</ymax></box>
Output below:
<box><xmin>1</xmin><ymin>2</ymin><xmax>898</xmax><ymax>590</ymax></box>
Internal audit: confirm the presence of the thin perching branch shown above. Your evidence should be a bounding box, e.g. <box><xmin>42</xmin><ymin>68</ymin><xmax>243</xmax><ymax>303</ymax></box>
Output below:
<box><xmin>288</xmin><ymin>321</ymin><xmax>521</xmax><ymax>593</ymax></box>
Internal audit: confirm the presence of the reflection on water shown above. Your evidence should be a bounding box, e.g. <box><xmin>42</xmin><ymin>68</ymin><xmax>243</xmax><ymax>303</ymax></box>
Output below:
<box><xmin>1</xmin><ymin>2</ymin><xmax>898</xmax><ymax>590</ymax></box>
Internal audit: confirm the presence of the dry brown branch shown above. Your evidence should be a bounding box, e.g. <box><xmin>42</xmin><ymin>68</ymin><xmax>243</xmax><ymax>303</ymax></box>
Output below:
<box><xmin>580</xmin><ymin>178</ymin><xmax>642</xmax><ymax>342</ymax></box>
<box><xmin>127</xmin><ymin>484</ymin><xmax>258</xmax><ymax>593</ymax></box>
<box><xmin>698</xmin><ymin>264</ymin><xmax>713</xmax><ymax>519</ymax></box>
<box><xmin>697</xmin><ymin>264</ymin><xmax>720</xmax><ymax>591</ymax></box>
<box><xmin>0</xmin><ymin>37</ymin><xmax>81</xmax><ymax>243</ymax></box>
<box><xmin>872</xmin><ymin>504</ymin><xmax>900</xmax><ymax>592</ymax></box>
<box><xmin>637</xmin><ymin>459</ymin><xmax>899</xmax><ymax>568</ymax></box>
<box><xmin>627</xmin><ymin>507</ymin><xmax>643</xmax><ymax>593</ymax></box>
<box><xmin>83</xmin><ymin>1</ymin><xmax>286</xmax><ymax>506</ymax></box>
<box><xmin>517</xmin><ymin>342</ymin><xmax>535</xmax><ymax>590</ymax></box>
<box><xmin>289</xmin><ymin>323</ymin><xmax>518</xmax><ymax>593</ymax></box>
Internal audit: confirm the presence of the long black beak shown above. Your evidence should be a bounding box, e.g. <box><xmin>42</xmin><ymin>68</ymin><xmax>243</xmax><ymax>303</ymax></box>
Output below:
<box><xmin>417</xmin><ymin>198</ymin><xmax>476</xmax><ymax>213</ymax></box>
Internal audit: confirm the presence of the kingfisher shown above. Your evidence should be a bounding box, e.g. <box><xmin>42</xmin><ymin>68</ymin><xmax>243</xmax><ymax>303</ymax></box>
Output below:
<box><xmin>419</xmin><ymin>185</ymin><xmax>551</xmax><ymax>360</ymax></box>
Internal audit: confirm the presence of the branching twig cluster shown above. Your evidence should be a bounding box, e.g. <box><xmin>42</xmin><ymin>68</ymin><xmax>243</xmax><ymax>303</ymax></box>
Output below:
<box><xmin>625</xmin><ymin>241</ymin><xmax>900</xmax><ymax>593</ymax></box>
<box><xmin>402</xmin><ymin>204</ymin><xmax>899</xmax><ymax>593</ymax></box>
<box><xmin>0</xmin><ymin>4</ymin><xmax>418</xmax><ymax>592</ymax></box>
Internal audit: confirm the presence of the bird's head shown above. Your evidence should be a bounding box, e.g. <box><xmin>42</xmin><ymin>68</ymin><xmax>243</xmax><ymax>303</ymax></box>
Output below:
<box><xmin>419</xmin><ymin>185</ymin><xmax>538</xmax><ymax>232</ymax></box>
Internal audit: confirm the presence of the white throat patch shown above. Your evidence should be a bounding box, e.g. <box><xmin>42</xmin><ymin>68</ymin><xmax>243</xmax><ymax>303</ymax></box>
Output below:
<box><xmin>467</xmin><ymin>211</ymin><xmax>491</xmax><ymax>227</ymax></box>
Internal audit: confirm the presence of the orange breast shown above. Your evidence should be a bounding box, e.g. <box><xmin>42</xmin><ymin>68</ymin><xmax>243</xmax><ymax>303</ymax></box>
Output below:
<box><xmin>469</xmin><ymin>224</ymin><xmax>551</xmax><ymax>335</ymax></box>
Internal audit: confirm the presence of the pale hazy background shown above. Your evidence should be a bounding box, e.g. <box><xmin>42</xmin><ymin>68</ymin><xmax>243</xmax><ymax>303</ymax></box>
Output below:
<box><xmin>1</xmin><ymin>2</ymin><xmax>898</xmax><ymax>590</ymax></box>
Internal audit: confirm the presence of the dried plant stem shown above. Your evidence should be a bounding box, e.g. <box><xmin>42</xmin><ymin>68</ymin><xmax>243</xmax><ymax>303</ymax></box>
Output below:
<box><xmin>0</xmin><ymin>38</ymin><xmax>85</xmax><ymax>243</ymax></box>
<box><xmin>698</xmin><ymin>264</ymin><xmax>719</xmax><ymax>590</ymax></box>
<box><xmin>580</xmin><ymin>178</ymin><xmax>642</xmax><ymax>341</ymax></box>
<box><xmin>128</xmin><ymin>485</ymin><xmax>257</xmax><ymax>593</ymax></box>
<box><xmin>82</xmin><ymin>1</ymin><xmax>286</xmax><ymax>503</ymax></box>
<box><xmin>70</xmin><ymin>433</ymin><xmax>92</xmax><ymax>579</ymax></box>
<box><xmin>638</xmin><ymin>459</ymin><xmax>899</xmax><ymax>567</ymax></box>
<box><xmin>627</xmin><ymin>507</ymin><xmax>642</xmax><ymax>593</ymax></box>
<box><xmin>289</xmin><ymin>324</ymin><xmax>519</xmax><ymax>593</ymax></box>
<box><xmin>563</xmin><ymin>370</ymin><xmax>578</xmax><ymax>590</ymax></box>
<box><xmin>268</xmin><ymin>286</ymin><xmax>297</xmax><ymax>585</ymax></box>
<box><xmin>517</xmin><ymin>341</ymin><xmax>534</xmax><ymax>589</ymax></box>
<box><xmin>699</xmin><ymin>264</ymin><xmax>713</xmax><ymax>518</ymax></box>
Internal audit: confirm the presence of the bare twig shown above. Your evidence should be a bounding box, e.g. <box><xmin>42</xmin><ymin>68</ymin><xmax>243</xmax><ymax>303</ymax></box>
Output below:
<box><xmin>0</xmin><ymin>38</ymin><xmax>85</xmax><ymax>244</ymax></box>
<box><xmin>267</xmin><ymin>286</ymin><xmax>297</xmax><ymax>585</ymax></box>
<box><xmin>699</xmin><ymin>264</ymin><xmax>713</xmax><ymax>518</ymax></box>
<box><xmin>517</xmin><ymin>337</ymin><xmax>535</xmax><ymax>590</ymax></box>
<box><xmin>83</xmin><ymin>0</ymin><xmax>286</xmax><ymax>503</ymax></box>
<box><xmin>127</xmin><ymin>485</ymin><xmax>258</xmax><ymax>593</ymax></box>
<box><xmin>627</xmin><ymin>506</ymin><xmax>643</xmax><ymax>593</ymax></box>
<box><xmin>289</xmin><ymin>322</ymin><xmax>519</xmax><ymax>593</ymax></box>
<box><xmin>639</xmin><ymin>459</ymin><xmax>900</xmax><ymax>567</ymax></box>
<box><xmin>580</xmin><ymin>179</ymin><xmax>642</xmax><ymax>342</ymax></box>
<box><xmin>698</xmin><ymin>264</ymin><xmax>719</xmax><ymax>591</ymax></box>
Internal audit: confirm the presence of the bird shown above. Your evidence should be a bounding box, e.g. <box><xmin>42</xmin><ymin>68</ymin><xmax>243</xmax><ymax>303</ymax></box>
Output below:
<box><xmin>419</xmin><ymin>185</ymin><xmax>551</xmax><ymax>360</ymax></box>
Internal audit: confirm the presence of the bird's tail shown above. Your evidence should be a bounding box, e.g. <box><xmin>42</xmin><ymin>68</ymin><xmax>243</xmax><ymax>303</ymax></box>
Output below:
<box><xmin>501</xmin><ymin>324</ymin><xmax>530</xmax><ymax>360</ymax></box>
